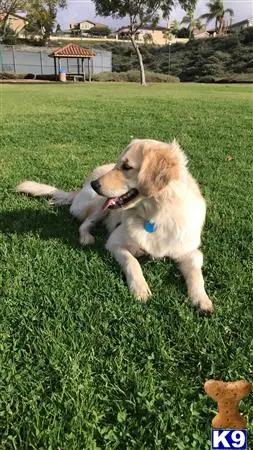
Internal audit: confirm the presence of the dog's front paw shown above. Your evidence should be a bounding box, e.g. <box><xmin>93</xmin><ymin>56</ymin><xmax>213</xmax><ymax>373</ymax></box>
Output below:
<box><xmin>79</xmin><ymin>231</ymin><xmax>95</xmax><ymax>246</ymax></box>
<box><xmin>194</xmin><ymin>294</ymin><xmax>214</xmax><ymax>314</ymax></box>
<box><xmin>129</xmin><ymin>278</ymin><xmax>152</xmax><ymax>302</ymax></box>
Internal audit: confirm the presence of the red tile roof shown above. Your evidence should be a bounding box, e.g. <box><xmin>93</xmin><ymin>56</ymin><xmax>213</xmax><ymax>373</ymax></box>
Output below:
<box><xmin>49</xmin><ymin>44</ymin><xmax>95</xmax><ymax>58</ymax></box>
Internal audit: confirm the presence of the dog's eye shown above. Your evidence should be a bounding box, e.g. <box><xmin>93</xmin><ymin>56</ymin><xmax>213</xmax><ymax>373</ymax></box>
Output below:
<box><xmin>122</xmin><ymin>162</ymin><xmax>132</xmax><ymax>171</ymax></box>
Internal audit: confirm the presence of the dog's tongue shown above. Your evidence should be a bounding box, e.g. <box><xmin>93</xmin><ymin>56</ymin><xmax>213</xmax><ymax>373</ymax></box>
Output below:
<box><xmin>103</xmin><ymin>197</ymin><xmax>118</xmax><ymax>211</ymax></box>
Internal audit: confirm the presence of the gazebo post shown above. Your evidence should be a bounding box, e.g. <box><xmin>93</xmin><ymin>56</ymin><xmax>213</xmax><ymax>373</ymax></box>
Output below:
<box><xmin>54</xmin><ymin>56</ymin><xmax>57</xmax><ymax>81</ymax></box>
<box><xmin>90</xmin><ymin>58</ymin><xmax>94</xmax><ymax>81</ymax></box>
<box><xmin>77</xmin><ymin>58</ymin><xmax>80</xmax><ymax>75</ymax></box>
<box><xmin>88</xmin><ymin>58</ymin><xmax>91</xmax><ymax>82</ymax></box>
<box><xmin>81</xmin><ymin>58</ymin><xmax>85</xmax><ymax>82</ymax></box>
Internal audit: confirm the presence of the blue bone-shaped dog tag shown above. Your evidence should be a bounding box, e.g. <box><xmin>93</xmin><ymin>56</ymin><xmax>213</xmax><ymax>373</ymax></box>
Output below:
<box><xmin>144</xmin><ymin>221</ymin><xmax>156</xmax><ymax>233</ymax></box>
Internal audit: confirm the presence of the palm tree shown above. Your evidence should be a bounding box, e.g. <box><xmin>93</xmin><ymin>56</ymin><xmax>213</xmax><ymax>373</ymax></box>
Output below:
<box><xmin>181</xmin><ymin>9</ymin><xmax>203</xmax><ymax>39</ymax></box>
<box><xmin>170</xmin><ymin>19</ymin><xmax>180</xmax><ymax>36</ymax></box>
<box><xmin>200</xmin><ymin>0</ymin><xmax>234</xmax><ymax>34</ymax></box>
<box><xmin>163</xmin><ymin>28</ymin><xmax>173</xmax><ymax>44</ymax></box>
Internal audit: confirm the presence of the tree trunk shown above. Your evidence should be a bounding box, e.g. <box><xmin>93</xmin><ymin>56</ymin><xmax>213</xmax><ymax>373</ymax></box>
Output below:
<box><xmin>215</xmin><ymin>18</ymin><xmax>218</xmax><ymax>33</ymax></box>
<box><xmin>219</xmin><ymin>16</ymin><xmax>225</xmax><ymax>34</ymax></box>
<box><xmin>130</xmin><ymin>35</ymin><xmax>146</xmax><ymax>86</ymax></box>
<box><xmin>3</xmin><ymin>12</ymin><xmax>11</xmax><ymax>37</ymax></box>
<box><xmin>189</xmin><ymin>24</ymin><xmax>193</xmax><ymax>40</ymax></box>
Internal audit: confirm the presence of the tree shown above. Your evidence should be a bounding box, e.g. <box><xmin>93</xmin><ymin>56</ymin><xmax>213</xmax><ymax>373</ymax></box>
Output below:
<box><xmin>163</xmin><ymin>29</ymin><xmax>173</xmax><ymax>44</ymax></box>
<box><xmin>0</xmin><ymin>0</ymin><xmax>26</xmax><ymax>36</ymax></box>
<box><xmin>87</xmin><ymin>25</ymin><xmax>111</xmax><ymax>37</ymax></box>
<box><xmin>0</xmin><ymin>21</ymin><xmax>18</xmax><ymax>43</ymax></box>
<box><xmin>170</xmin><ymin>19</ymin><xmax>180</xmax><ymax>36</ymax></box>
<box><xmin>177</xmin><ymin>26</ymin><xmax>190</xmax><ymax>38</ymax></box>
<box><xmin>0</xmin><ymin>0</ymin><xmax>67</xmax><ymax>41</ymax></box>
<box><xmin>92</xmin><ymin>0</ymin><xmax>197</xmax><ymax>86</ymax></box>
<box><xmin>25</xmin><ymin>0</ymin><xmax>67</xmax><ymax>42</ymax></box>
<box><xmin>70</xmin><ymin>27</ymin><xmax>81</xmax><ymax>36</ymax></box>
<box><xmin>143</xmin><ymin>32</ymin><xmax>153</xmax><ymax>44</ymax></box>
<box><xmin>200</xmin><ymin>0</ymin><xmax>234</xmax><ymax>34</ymax></box>
<box><xmin>56</xmin><ymin>23</ymin><xmax>61</xmax><ymax>33</ymax></box>
<box><xmin>181</xmin><ymin>8</ymin><xmax>203</xmax><ymax>39</ymax></box>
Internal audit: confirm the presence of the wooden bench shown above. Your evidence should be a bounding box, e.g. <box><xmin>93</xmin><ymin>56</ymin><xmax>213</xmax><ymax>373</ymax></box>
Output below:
<box><xmin>67</xmin><ymin>74</ymin><xmax>85</xmax><ymax>82</ymax></box>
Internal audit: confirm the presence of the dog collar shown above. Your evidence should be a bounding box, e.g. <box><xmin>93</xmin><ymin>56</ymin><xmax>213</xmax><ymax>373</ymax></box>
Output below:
<box><xmin>144</xmin><ymin>221</ymin><xmax>156</xmax><ymax>233</ymax></box>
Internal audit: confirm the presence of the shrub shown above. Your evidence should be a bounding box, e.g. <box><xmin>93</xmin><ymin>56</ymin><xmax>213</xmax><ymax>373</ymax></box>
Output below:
<box><xmin>24</xmin><ymin>73</ymin><xmax>36</xmax><ymax>79</ymax></box>
<box><xmin>177</xmin><ymin>27</ymin><xmax>190</xmax><ymax>38</ymax></box>
<box><xmin>213</xmin><ymin>50</ymin><xmax>231</xmax><ymax>61</ymax></box>
<box><xmin>0</xmin><ymin>72</ymin><xmax>26</xmax><ymax>79</ymax></box>
<box><xmin>0</xmin><ymin>72</ymin><xmax>59</xmax><ymax>81</ymax></box>
<box><xmin>141</xmin><ymin>71</ymin><xmax>179</xmax><ymax>83</ymax></box>
<box><xmin>217</xmin><ymin>73</ymin><xmax>253</xmax><ymax>83</ymax></box>
<box><xmin>245</xmin><ymin>59</ymin><xmax>253</xmax><ymax>68</ymax></box>
<box><xmin>245</xmin><ymin>67</ymin><xmax>253</xmax><ymax>73</ymax></box>
<box><xmin>197</xmin><ymin>75</ymin><xmax>218</xmax><ymax>83</ymax></box>
<box><xmin>90</xmin><ymin>70</ymin><xmax>179</xmax><ymax>83</ymax></box>
<box><xmin>240</xmin><ymin>27</ymin><xmax>253</xmax><ymax>44</ymax></box>
<box><xmin>0</xmin><ymin>24</ymin><xmax>18</xmax><ymax>45</ymax></box>
<box><xmin>87</xmin><ymin>26</ymin><xmax>111</xmax><ymax>37</ymax></box>
<box><xmin>91</xmin><ymin>71</ymin><xmax>123</xmax><ymax>82</ymax></box>
<box><xmin>36</xmin><ymin>74</ymin><xmax>58</xmax><ymax>81</ymax></box>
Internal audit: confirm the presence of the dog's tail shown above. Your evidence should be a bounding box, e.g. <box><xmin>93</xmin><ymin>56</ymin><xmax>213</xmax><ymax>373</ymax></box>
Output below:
<box><xmin>16</xmin><ymin>181</ymin><xmax>78</xmax><ymax>206</ymax></box>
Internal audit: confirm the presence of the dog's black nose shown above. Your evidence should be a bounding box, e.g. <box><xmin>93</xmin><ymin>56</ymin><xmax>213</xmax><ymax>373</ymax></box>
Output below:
<box><xmin>91</xmin><ymin>179</ymin><xmax>102</xmax><ymax>195</ymax></box>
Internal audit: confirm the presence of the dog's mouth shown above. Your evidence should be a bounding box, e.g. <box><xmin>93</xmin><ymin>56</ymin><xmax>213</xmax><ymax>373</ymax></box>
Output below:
<box><xmin>102</xmin><ymin>188</ymin><xmax>139</xmax><ymax>211</ymax></box>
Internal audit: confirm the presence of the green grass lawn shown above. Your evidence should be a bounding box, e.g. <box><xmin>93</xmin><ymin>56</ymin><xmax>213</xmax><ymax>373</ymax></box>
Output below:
<box><xmin>1</xmin><ymin>83</ymin><xmax>253</xmax><ymax>450</ymax></box>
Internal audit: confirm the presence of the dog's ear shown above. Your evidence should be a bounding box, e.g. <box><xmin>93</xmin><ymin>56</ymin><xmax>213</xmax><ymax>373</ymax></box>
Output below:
<box><xmin>138</xmin><ymin>147</ymin><xmax>180</xmax><ymax>196</ymax></box>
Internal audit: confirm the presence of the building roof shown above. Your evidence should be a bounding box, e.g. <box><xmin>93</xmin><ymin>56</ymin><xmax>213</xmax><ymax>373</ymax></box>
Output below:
<box><xmin>0</xmin><ymin>11</ymin><xmax>27</xmax><ymax>21</ymax></box>
<box><xmin>193</xmin><ymin>29</ymin><xmax>210</xmax><ymax>38</ymax></box>
<box><xmin>228</xmin><ymin>17</ymin><xmax>253</xmax><ymax>28</ymax></box>
<box><xmin>79</xmin><ymin>19</ymin><xmax>96</xmax><ymax>25</ymax></box>
<box><xmin>49</xmin><ymin>44</ymin><xmax>95</xmax><ymax>58</ymax></box>
<box><xmin>72</xmin><ymin>19</ymin><xmax>105</xmax><ymax>27</ymax></box>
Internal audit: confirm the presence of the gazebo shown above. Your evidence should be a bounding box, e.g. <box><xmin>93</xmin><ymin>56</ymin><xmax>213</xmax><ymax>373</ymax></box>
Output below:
<box><xmin>49</xmin><ymin>43</ymin><xmax>96</xmax><ymax>82</ymax></box>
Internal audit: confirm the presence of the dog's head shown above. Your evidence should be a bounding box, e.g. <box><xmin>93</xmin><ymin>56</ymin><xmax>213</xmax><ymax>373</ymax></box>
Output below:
<box><xmin>91</xmin><ymin>139</ymin><xmax>187</xmax><ymax>211</ymax></box>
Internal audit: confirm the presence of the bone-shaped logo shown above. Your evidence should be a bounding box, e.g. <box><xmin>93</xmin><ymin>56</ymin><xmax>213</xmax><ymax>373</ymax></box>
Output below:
<box><xmin>204</xmin><ymin>379</ymin><xmax>252</xmax><ymax>429</ymax></box>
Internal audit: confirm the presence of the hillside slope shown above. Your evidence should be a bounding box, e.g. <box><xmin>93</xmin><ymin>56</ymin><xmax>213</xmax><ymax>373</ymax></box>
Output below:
<box><xmin>95</xmin><ymin>29</ymin><xmax>253</xmax><ymax>82</ymax></box>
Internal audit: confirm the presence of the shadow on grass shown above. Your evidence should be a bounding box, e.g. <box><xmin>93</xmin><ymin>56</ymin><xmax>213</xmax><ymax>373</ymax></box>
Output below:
<box><xmin>1</xmin><ymin>207</ymin><xmax>80</xmax><ymax>245</ymax></box>
<box><xmin>0</xmin><ymin>207</ymin><xmax>109</xmax><ymax>251</ymax></box>
<box><xmin>0</xmin><ymin>207</ymin><xmax>186</xmax><ymax>299</ymax></box>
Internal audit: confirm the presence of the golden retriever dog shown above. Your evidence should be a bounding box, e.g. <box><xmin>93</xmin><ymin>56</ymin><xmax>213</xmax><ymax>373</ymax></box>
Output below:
<box><xmin>17</xmin><ymin>163</ymin><xmax>116</xmax><ymax>245</ymax></box>
<box><xmin>16</xmin><ymin>139</ymin><xmax>213</xmax><ymax>313</ymax></box>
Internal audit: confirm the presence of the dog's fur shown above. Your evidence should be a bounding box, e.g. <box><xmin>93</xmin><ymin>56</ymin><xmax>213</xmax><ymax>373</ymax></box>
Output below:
<box><xmin>16</xmin><ymin>139</ymin><xmax>213</xmax><ymax>313</ymax></box>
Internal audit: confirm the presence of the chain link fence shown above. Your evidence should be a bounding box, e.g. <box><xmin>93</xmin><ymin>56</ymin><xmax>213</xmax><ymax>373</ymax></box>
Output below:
<box><xmin>0</xmin><ymin>46</ymin><xmax>112</xmax><ymax>76</ymax></box>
